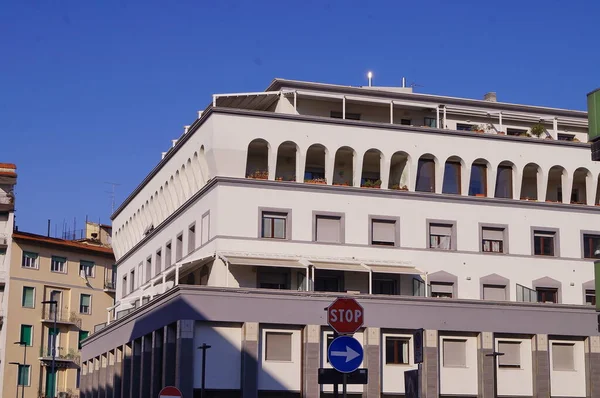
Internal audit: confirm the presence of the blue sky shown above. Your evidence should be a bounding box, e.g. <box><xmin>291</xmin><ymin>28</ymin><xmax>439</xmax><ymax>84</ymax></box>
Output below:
<box><xmin>1</xmin><ymin>0</ymin><xmax>598</xmax><ymax>236</ymax></box>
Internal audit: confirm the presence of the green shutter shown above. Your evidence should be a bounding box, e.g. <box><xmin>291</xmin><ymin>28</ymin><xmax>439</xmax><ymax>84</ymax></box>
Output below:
<box><xmin>18</xmin><ymin>365</ymin><xmax>29</xmax><ymax>386</ymax></box>
<box><xmin>24</xmin><ymin>252</ymin><xmax>38</xmax><ymax>259</ymax></box>
<box><xmin>52</xmin><ymin>256</ymin><xmax>67</xmax><ymax>263</ymax></box>
<box><xmin>22</xmin><ymin>287</ymin><xmax>34</xmax><ymax>308</ymax></box>
<box><xmin>20</xmin><ymin>325</ymin><xmax>32</xmax><ymax>346</ymax></box>
<box><xmin>78</xmin><ymin>331</ymin><xmax>89</xmax><ymax>349</ymax></box>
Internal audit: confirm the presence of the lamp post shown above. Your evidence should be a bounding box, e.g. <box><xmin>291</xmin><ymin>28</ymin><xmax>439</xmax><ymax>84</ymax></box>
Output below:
<box><xmin>486</xmin><ymin>351</ymin><xmax>505</xmax><ymax>398</ymax></box>
<box><xmin>42</xmin><ymin>300</ymin><xmax>58</xmax><ymax>398</ymax></box>
<box><xmin>197</xmin><ymin>343</ymin><xmax>211</xmax><ymax>398</ymax></box>
<box><xmin>14</xmin><ymin>341</ymin><xmax>27</xmax><ymax>398</ymax></box>
<box><xmin>8</xmin><ymin>361</ymin><xmax>22</xmax><ymax>398</ymax></box>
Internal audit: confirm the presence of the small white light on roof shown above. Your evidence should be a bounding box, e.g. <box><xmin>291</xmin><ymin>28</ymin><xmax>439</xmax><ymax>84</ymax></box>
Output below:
<box><xmin>367</xmin><ymin>71</ymin><xmax>373</xmax><ymax>87</ymax></box>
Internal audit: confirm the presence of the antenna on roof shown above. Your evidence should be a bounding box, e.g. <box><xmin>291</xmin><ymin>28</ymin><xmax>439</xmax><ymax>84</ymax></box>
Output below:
<box><xmin>104</xmin><ymin>182</ymin><xmax>121</xmax><ymax>214</ymax></box>
<box><xmin>367</xmin><ymin>71</ymin><xmax>373</xmax><ymax>87</ymax></box>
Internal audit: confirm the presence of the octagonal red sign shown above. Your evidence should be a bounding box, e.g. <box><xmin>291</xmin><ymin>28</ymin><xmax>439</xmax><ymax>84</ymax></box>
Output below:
<box><xmin>327</xmin><ymin>297</ymin><xmax>364</xmax><ymax>334</ymax></box>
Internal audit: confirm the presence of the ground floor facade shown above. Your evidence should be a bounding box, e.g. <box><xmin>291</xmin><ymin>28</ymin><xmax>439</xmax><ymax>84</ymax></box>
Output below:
<box><xmin>81</xmin><ymin>286</ymin><xmax>600</xmax><ymax>398</ymax></box>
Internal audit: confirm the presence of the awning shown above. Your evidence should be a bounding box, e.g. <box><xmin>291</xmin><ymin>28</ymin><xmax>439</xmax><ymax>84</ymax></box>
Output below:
<box><xmin>310</xmin><ymin>261</ymin><xmax>369</xmax><ymax>272</ymax></box>
<box><xmin>214</xmin><ymin>92</ymin><xmax>280</xmax><ymax>111</ymax></box>
<box><xmin>366</xmin><ymin>263</ymin><xmax>423</xmax><ymax>275</ymax></box>
<box><xmin>224</xmin><ymin>256</ymin><xmax>306</xmax><ymax>269</ymax></box>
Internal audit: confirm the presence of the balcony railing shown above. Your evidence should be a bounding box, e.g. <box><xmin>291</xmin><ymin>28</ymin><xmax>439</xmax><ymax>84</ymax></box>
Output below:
<box><xmin>104</xmin><ymin>278</ymin><xmax>116</xmax><ymax>291</ymax></box>
<box><xmin>41</xmin><ymin>307</ymin><xmax>82</xmax><ymax>329</ymax></box>
<box><xmin>39</xmin><ymin>345</ymin><xmax>81</xmax><ymax>367</ymax></box>
<box><xmin>0</xmin><ymin>194</ymin><xmax>13</xmax><ymax>206</ymax></box>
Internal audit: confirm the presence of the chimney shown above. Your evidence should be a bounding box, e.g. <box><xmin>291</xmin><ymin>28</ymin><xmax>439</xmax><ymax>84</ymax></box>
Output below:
<box><xmin>483</xmin><ymin>92</ymin><xmax>497</xmax><ymax>102</ymax></box>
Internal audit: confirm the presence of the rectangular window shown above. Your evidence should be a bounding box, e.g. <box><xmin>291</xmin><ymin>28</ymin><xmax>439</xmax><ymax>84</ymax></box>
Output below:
<box><xmin>331</xmin><ymin>111</ymin><xmax>361</xmax><ymax>120</ymax></box>
<box><xmin>430</xmin><ymin>282</ymin><xmax>453</xmax><ymax>298</ymax></box>
<box><xmin>456</xmin><ymin>123</ymin><xmax>474</xmax><ymax>131</ymax></box>
<box><xmin>586</xmin><ymin>289</ymin><xmax>596</xmax><ymax>306</ymax></box>
<box><xmin>483</xmin><ymin>285</ymin><xmax>506</xmax><ymax>301</ymax></box>
<box><xmin>145</xmin><ymin>257</ymin><xmax>151</xmax><ymax>283</ymax></box>
<box><xmin>424</xmin><ymin>117</ymin><xmax>437</xmax><ymax>128</ymax></box>
<box><xmin>176</xmin><ymin>234</ymin><xmax>183</xmax><ymax>261</ymax></box>
<box><xmin>201</xmin><ymin>213</ymin><xmax>210</xmax><ymax>245</ymax></box>
<box><xmin>17</xmin><ymin>365</ymin><xmax>30</xmax><ymax>386</ymax></box>
<box><xmin>557</xmin><ymin>133</ymin><xmax>575</xmax><ymax>141</ymax></box>
<box><xmin>165</xmin><ymin>242</ymin><xmax>172</xmax><ymax>269</ymax></box>
<box><xmin>371</xmin><ymin>219</ymin><xmax>396</xmax><ymax>246</ymax></box>
<box><xmin>258</xmin><ymin>270</ymin><xmax>289</xmax><ymax>290</ymax></box>
<box><xmin>188</xmin><ymin>224</ymin><xmax>196</xmax><ymax>254</ymax></box>
<box><xmin>50</xmin><ymin>256</ymin><xmax>66</xmax><ymax>273</ymax></box>
<box><xmin>552</xmin><ymin>343</ymin><xmax>575</xmax><ymax>371</ymax></box>
<box><xmin>373</xmin><ymin>279</ymin><xmax>397</xmax><ymax>295</ymax></box>
<box><xmin>534</xmin><ymin>230</ymin><xmax>556</xmax><ymax>256</ymax></box>
<box><xmin>537</xmin><ymin>287</ymin><xmax>558</xmax><ymax>303</ymax></box>
<box><xmin>583</xmin><ymin>234</ymin><xmax>600</xmax><ymax>259</ymax></box>
<box><xmin>22</xmin><ymin>286</ymin><xmax>34</xmax><ymax>308</ymax></box>
<box><xmin>385</xmin><ymin>337</ymin><xmax>409</xmax><ymax>364</ymax></box>
<box><xmin>78</xmin><ymin>331</ymin><xmax>89</xmax><ymax>349</ymax></box>
<box><xmin>20</xmin><ymin>325</ymin><xmax>33</xmax><ymax>346</ymax></box>
<box><xmin>130</xmin><ymin>270</ymin><xmax>135</xmax><ymax>292</ymax></box>
<box><xmin>315</xmin><ymin>215</ymin><xmax>342</xmax><ymax>243</ymax></box>
<box><xmin>155</xmin><ymin>250</ymin><xmax>162</xmax><ymax>276</ymax></box>
<box><xmin>482</xmin><ymin>227</ymin><xmax>505</xmax><ymax>253</ymax></box>
<box><xmin>400</xmin><ymin>119</ymin><xmax>411</xmax><ymax>126</ymax></box>
<box><xmin>262</xmin><ymin>212</ymin><xmax>287</xmax><ymax>239</ymax></box>
<box><xmin>498</xmin><ymin>341</ymin><xmax>521</xmax><ymax>368</ymax></box>
<box><xmin>22</xmin><ymin>251</ymin><xmax>38</xmax><ymax>269</ymax></box>
<box><xmin>443</xmin><ymin>339</ymin><xmax>466</xmax><ymax>367</ymax></box>
<box><xmin>138</xmin><ymin>263</ymin><xmax>143</xmax><ymax>286</ymax></box>
<box><xmin>79</xmin><ymin>260</ymin><xmax>95</xmax><ymax>277</ymax></box>
<box><xmin>429</xmin><ymin>223</ymin><xmax>453</xmax><ymax>250</ymax></box>
<box><xmin>122</xmin><ymin>275</ymin><xmax>128</xmax><ymax>296</ymax></box>
<box><xmin>265</xmin><ymin>332</ymin><xmax>292</xmax><ymax>361</ymax></box>
<box><xmin>79</xmin><ymin>294</ymin><xmax>91</xmax><ymax>314</ymax></box>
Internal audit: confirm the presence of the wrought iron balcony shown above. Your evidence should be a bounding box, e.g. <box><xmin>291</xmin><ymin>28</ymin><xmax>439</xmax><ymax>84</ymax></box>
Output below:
<box><xmin>39</xmin><ymin>345</ymin><xmax>81</xmax><ymax>367</ymax></box>
<box><xmin>41</xmin><ymin>307</ymin><xmax>82</xmax><ymax>329</ymax></box>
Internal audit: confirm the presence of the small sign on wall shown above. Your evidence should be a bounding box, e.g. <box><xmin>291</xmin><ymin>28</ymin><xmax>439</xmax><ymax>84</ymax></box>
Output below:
<box><xmin>413</xmin><ymin>328</ymin><xmax>424</xmax><ymax>364</ymax></box>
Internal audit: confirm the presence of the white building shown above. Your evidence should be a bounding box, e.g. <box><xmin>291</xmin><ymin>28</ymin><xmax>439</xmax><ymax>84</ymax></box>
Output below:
<box><xmin>81</xmin><ymin>79</ymin><xmax>600</xmax><ymax>398</ymax></box>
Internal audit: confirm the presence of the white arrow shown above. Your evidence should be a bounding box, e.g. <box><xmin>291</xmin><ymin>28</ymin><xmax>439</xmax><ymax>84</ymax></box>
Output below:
<box><xmin>330</xmin><ymin>346</ymin><xmax>360</xmax><ymax>363</ymax></box>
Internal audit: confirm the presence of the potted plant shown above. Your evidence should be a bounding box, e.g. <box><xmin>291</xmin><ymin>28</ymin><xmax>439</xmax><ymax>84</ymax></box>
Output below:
<box><xmin>470</xmin><ymin>124</ymin><xmax>485</xmax><ymax>133</ymax></box>
<box><xmin>530</xmin><ymin>123</ymin><xmax>545</xmax><ymax>138</ymax></box>
<box><xmin>305</xmin><ymin>177</ymin><xmax>327</xmax><ymax>184</ymax></box>
<box><xmin>497</xmin><ymin>131</ymin><xmax>506</xmax><ymax>135</ymax></box>
<box><xmin>247</xmin><ymin>170</ymin><xmax>268</xmax><ymax>179</ymax></box>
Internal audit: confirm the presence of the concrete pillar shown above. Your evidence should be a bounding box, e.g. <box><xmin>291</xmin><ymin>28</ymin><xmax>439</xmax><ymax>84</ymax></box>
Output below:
<box><xmin>114</xmin><ymin>346</ymin><xmax>123</xmax><ymax>398</ymax></box>
<box><xmin>268</xmin><ymin>148</ymin><xmax>277</xmax><ymax>181</ymax></box>
<box><xmin>121</xmin><ymin>343</ymin><xmax>132</xmax><ymax>398</ymax></box>
<box><xmin>461</xmin><ymin>163</ymin><xmax>471</xmax><ymax>196</ymax></box>
<box><xmin>561</xmin><ymin>172</ymin><xmax>572</xmax><ymax>204</ymax></box>
<box><xmin>141</xmin><ymin>334</ymin><xmax>153</xmax><ymax>398</ymax></box>
<box><xmin>363</xmin><ymin>327</ymin><xmax>381</xmax><ymax>398</ymax></box>
<box><xmin>163</xmin><ymin>323</ymin><xmax>177</xmax><ymax>386</ymax></box>
<box><xmin>532</xmin><ymin>334</ymin><xmax>550</xmax><ymax>398</ymax></box>
<box><xmin>513</xmin><ymin>167</ymin><xmax>522</xmax><ymax>200</ymax></box>
<box><xmin>302</xmin><ymin>325</ymin><xmax>320</xmax><ymax>398</ymax></box>
<box><xmin>586</xmin><ymin>172</ymin><xmax>596</xmax><ymax>206</ymax></box>
<box><xmin>354</xmin><ymin>153</ymin><xmax>364</xmax><ymax>188</ymax></box>
<box><xmin>151</xmin><ymin>329</ymin><xmax>164</xmax><ymax>397</ymax></box>
<box><xmin>587</xmin><ymin>336</ymin><xmax>600</xmax><ymax>398</ymax></box>
<box><xmin>106</xmin><ymin>350</ymin><xmax>115</xmax><ymax>398</ymax></box>
<box><xmin>93</xmin><ymin>356</ymin><xmax>100</xmax><ymax>398</ymax></box>
<box><xmin>297</xmin><ymin>152</ymin><xmax>306</xmax><ymax>183</ymax></box>
<box><xmin>487</xmin><ymin>166</ymin><xmax>497</xmax><ymax>198</ymax></box>
<box><xmin>434</xmin><ymin>159</ymin><xmax>444</xmax><ymax>193</ymax></box>
<box><xmin>537</xmin><ymin>168</ymin><xmax>546</xmax><ymax>202</ymax></box>
<box><xmin>241</xmin><ymin>322</ymin><xmax>259</xmax><ymax>398</ymax></box>
<box><xmin>409</xmin><ymin>158</ymin><xmax>418</xmax><ymax>192</ymax></box>
<box><xmin>99</xmin><ymin>354</ymin><xmax>107</xmax><ymax>398</ymax></box>
<box><xmin>380</xmin><ymin>157</ymin><xmax>390</xmax><ymax>190</ymax></box>
<box><xmin>422</xmin><ymin>330</ymin><xmax>439</xmax><ymax>398</ymax></box>
<box><xmin>131</xmin><ymin>339</ymin><xmax>142</xmax><ymax>398</ymax></box>
<box><xmin>176</xmin><ymin>320</ymin><xmax>195</xmax><ymax>397</ymax></box>
<box><xmin>80</xmin><ymin>360</ymin><xmax>89</xmax><ymax>398</ymax></box>
<box><xmin>325</xmin><ymin>150</ymin><xmax>335</xmax><ymax>186</ymax></box>
<box><xmin>478</xmin><ymin>332</ymin><xmax>494</xmax><ymax>398</ymax></box>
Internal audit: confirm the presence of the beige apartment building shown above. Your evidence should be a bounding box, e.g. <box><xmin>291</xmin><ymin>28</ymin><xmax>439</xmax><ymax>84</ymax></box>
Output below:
<box><xmin>4</xmin><ymin>231</ymin><xmax>115</xmax><ymax>398</ymax></box>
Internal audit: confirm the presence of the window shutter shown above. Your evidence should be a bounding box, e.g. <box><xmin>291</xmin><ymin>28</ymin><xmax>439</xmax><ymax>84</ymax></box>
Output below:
<box><xmin>482</xmin><ymin>228</ymin><xmax>504</xmax><ymax>240</ymax></box>
<box><xmin>372</xmin><ymin>220</ymin><xmax>396</xmax><ymax>244</ymax></box>
<box><xmin>201</xmin><ymin>214</ymin><xmax>210</xmax><ymax>244</ymax></box>
<box><xmin>430</xmin><ymin>224</ymin><xmax>452</xmax><ymax>236</ymax></box>
<box><xmin>431</xmin><ymin>283</ymin><xmax>453</xmax><ymax>294</ymax></box>
<box><xmin>24</xmin><ymin>252</ymin><xmax>38</xmax><ymax>259</ymax></box>
<box><xmin>22</xmin><ymin>287</ymin><xmax>34</xmax><ymax>307</ymax></box>
<box><xmin>498</xmin><ymin>342</ymin><xmax>520</xmax><ymax>366</ymax></box>
<box><xmin>20</xmin><ymin>325</ymin><xmax>32</xmax><ymax>346</ymax></box>
<box><xmin>443</xmin><ymin>339</ymin><xmax>466</xmax><ymax>367</ymax></box>
<box><xmin>483</xmin><ymin>285</ymin><xmax>506</xmax><ymax>301</ymax></box>
<box><xmin>316</xmin><ymin>216</ymin><xmax>341</xmax><ymax>243</ymax></box>
<box><xmin>81</xmin><ymin>295</ymin><xmax>91</xmax><ymax>307</ymax></box>
<box><xmin>552</xmin><ymin>343</ymin><xmax>574</xmax><ymax>371</ymax></box>
<box><xmin>265</xmin><ymin>332</ymin><xmax>292</xmax><ymax>361</ymax></box>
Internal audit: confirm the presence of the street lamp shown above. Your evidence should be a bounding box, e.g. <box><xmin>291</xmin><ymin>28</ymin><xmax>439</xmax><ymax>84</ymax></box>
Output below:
<box><xmin>8</xmin><ymin>361</ymin><xmax>22</xmax><ymax>398</ymax></box>
<box><xmin>42</xmin><ymin>300</ymin><xmax>58</xmax><ymax>398</ymax></box>
<box><xmin>14</xmin><ymin>341</ymin><xmax>27</xmax><ymax>398</ymax></box>
<box><xmin>197</xmin><ymin>343</ymin><xmax>211</xmax><ymax>398</ymax></box>
<box><xmin>486</xmin><ymin>351</ymin><xmax>505</xmax><ymax>398</ymax></box>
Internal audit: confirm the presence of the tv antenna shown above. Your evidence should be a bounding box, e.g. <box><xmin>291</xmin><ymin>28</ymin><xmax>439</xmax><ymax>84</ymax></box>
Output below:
<box><xmin>104</xmin><ymin>182</ymin><xmax>121</xmax><ymax>214</ymax></box>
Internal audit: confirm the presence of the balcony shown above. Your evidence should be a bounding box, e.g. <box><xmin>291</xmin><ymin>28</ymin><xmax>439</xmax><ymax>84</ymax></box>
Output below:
<box><xmin>39</xmin><ymin>345</ymin><xmax>81</xmax><ymax>367</ymax></box>
<box><xmin>0</xmin><ymin>192</ymin><xmax>14</xmax><ymax>211</ymax></box>
<box><xmin>0</xmin><ymin>233</ymin><xmax>8</xmax><ymax>248</ymax></box>
<box><xmin>41</xmin><ymin>308</ymin><xmax>82</xmax><ymax>329</ymax></box>
<box><xmin>104</xmin><ymin>278</ymin><xmax>116</xmax><ymax>292</ymax></box>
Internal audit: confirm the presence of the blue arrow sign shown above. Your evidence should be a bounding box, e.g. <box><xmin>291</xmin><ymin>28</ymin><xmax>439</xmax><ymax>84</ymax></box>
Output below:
<box><xmin>328</xmin><ymin>336</ymin><xmax>364</xmax><ymax>373</ymax></box>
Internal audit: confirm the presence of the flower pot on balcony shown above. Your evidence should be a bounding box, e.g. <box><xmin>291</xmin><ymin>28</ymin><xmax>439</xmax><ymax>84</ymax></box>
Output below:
<box><xmin>247</xmin><ymin>170</ymin><xmax>268</xmax><ymax>179</ymax></box>
<box><xmin>305</xmin><ymin>178</ymin><xmax>327</xmax><ymax>184</ymax></box>
<box><xmin>497</xmin><ymin>131</ymin><xmax>506</xmax><ymax>135</ymax></box>
<box><xmin>475</xmin><ymin>193</ymin><xmax>486</xmax><ymax>197</ymax></box>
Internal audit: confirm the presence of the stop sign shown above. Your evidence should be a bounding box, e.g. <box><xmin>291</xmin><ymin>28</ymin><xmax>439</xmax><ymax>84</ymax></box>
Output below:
<box><xmin>159</xmin><ymin>386</ymin><xmax>182</xmax><ymax>398</ymax></box>
<box><xmin>327</xmin><ymin>297</ymin><xmax>364</xmax><ymax>334</ymax></box>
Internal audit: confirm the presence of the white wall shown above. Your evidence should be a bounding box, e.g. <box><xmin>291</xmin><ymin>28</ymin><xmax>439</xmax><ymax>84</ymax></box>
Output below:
<box><xmin>439</xmin><ymin>335</ymin><xmax>478</xmax><ymax>396</ymax></box>
<box><xmin>320</xmin><ymin>329</ymin><xmax>365</xmax><ymax>394</ymax></box>
<box><xmin>550</xmin><ymin>339</ymin><xmax>586</xmax><ymax>397</ymax></box>
<box><xmin>258</xmin><ymin>326</ymin><xmax>302</xmax><ymax>391</ymax></box>
<box><xmin>496</xmin><ymin>337</ymin><xmax>533</xmax><ymax>396</ymax></box>
<box><xmin>381</xmin><ymin>332</ymin><xmax>418</xmax><ymax>394</ymax></box>
<box><xmin>193</xmin><ymin>323</ymin><xmax>242</xmax><ymax>390</ymax></box>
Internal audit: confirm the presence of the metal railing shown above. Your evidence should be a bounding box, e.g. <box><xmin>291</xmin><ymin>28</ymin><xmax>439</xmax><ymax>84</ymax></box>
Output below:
<box><xmin>39</xmin><ymin>345</ymin><xmax>81</xmax><ymax>366</ymax></box>
<box><xmin>41</xmin><ymin>307</ymin><xmax>82</xmax><ymax>328</ymax></box>
<box><xmin>0</xmin><ymin>194</ymin><xmax>13</xmax><ymax>205</ymax></box>
<box><xmin>104</xmin><ymin>279</ymin><xmax>116</xmax><ymax>290</ymax></box>
<box><xmin>93</xmin><ymin>322</ymin><xmax>107</xmax><ymax>333</ymax></box>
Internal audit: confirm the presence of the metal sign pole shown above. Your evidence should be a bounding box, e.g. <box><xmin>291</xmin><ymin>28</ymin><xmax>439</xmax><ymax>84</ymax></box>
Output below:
<box><xmin>333</xmin><ymin>383</ymin><xmax>338</xmax><ymax>398</ymax></box>
<box><xmin>342</xmin><ymin>373</ymin><xmax>347</xmax><ymax>398</ymax></box>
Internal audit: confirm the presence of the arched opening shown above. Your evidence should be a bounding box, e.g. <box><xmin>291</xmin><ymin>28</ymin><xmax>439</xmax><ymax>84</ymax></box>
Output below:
<box><xmin>361</xmin><ymin>149</ymin><xmax>382</xmax><ymax>188</ymax></box>
<box><xmin>170</xmin><ymin>175</ymin><xmax>180</xmax><ymax>208</ymax></box>
<box><xmin>546</xmin><ymin>165</ymin><xmax>566</xmax><ymax>203</ymax></box>
<box><xmin>388</xmin><ymin>151</ymin><xmax>410</xmax><ymax>190</ymax></box>
<box><xmin>333</xmin><ymin>146</ymin><xmax>355</xmax><ymax>186</ymax></box>
<box><xmin>495</xmin><ymin>161</ymin><xmax>514</xmax><ymax>199</ymax></box>
<box><xmin>572</xmin><ymin>168</ymin><xmax>590</xmax><ymax>204</ymax></box>
<box><xmin>164</xmin><ymin>181</ymin><xmax>174</xmax><ymax>213</ymax></box>
<box><xmin>245</xmin><ymin>139</ymin><xmax>270</xmax><ymax>179</ymax></box>
<box><xmin>304</xmin><ymin>144</ymin><xmax>327</xmax><ymax>184</ymax></box>
<box><xmin>416</xmin><ymin>154</ymin><xmax>437</xmax><ymax>192</ymax></box>
<box><xmin>275</xmin><ymin>141</ymin><xmax>298</xmax><ymax>181</ymax></box>
<box><xmin>199</xmin><ymin>145</ymin><xmax>210</xmax><ymax>182</ymax></box>
<box><xmin>468</xmin><ymin>159</ymin><xmax>488</xmax><ymax>197</ymax></box>
<box><xmin>442</xmin><ymin>156</ymin><xmax>463</xmax><ymax>194</ymax></box>
<box><xmin>520</xmin><ymin>163</ymin><xmax>541</xmax><ymax>200</ymax></box>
